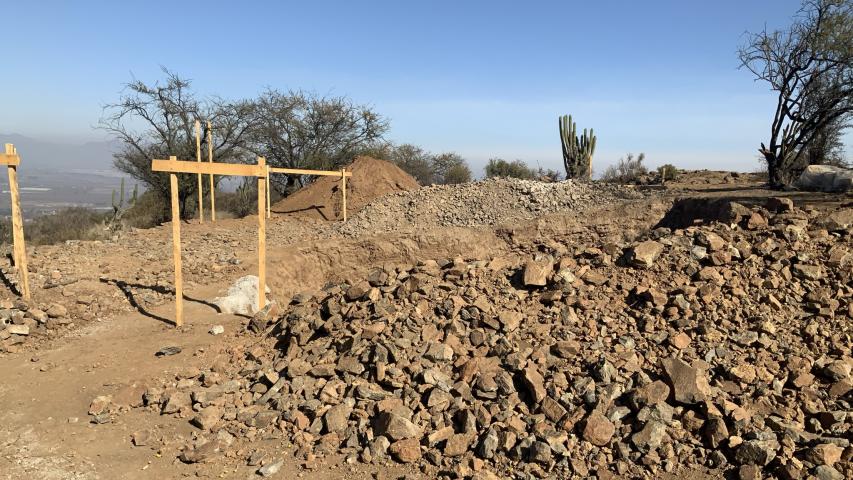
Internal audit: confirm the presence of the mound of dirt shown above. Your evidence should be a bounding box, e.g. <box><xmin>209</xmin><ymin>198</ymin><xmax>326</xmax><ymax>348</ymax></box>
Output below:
<box><xmin>273</xmin><ymin>156</ymin><xmax>420</xmax><ymax>221</ymax></box>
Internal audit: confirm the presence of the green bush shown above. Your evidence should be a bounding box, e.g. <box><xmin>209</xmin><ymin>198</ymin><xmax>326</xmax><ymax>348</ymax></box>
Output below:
<box><xmin>657</xmin><ymin>164</ymin><xmax>679</xmax><ymax>183</ymax></box>
<box><xmin>484</xmin><ymin>158</ymin><xmax>537</xmax><ymax>179</ymax></box>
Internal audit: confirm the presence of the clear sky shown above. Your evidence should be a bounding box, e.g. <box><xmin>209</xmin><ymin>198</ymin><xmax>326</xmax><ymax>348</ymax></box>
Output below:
<box><xmin>4</xmin><ymin>0</ymin><xmax>846</xmax><ymax>174</ymax></box>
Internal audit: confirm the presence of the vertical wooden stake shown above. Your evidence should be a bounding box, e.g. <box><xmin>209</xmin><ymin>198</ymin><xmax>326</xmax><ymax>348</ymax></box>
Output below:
<box><xmin>207</xmin><ymin>121</ymin><xmax>215</xmax><ymax>222</ymax></box>
<box><xmin>341</xmin><ymin>168</ymin><xmax>347</xmax><ymax>222</ymax></box>
<box><xmin>266</xmin><ymin>166</ymin><xmax>271</xmax><ymax>219</ymax></box>
<box><xmin>257</xmin><ymin>157</ymin><xmax>266</xmax><ymax>313</ymax></box>
<box><xmin>195</xmin><ymin>120</ymin><xmax>204</xmax><ymax>224</ymax></box>
<box><xmin>169</xmin><ymin>156</ymin><xmax>183</xmax><ymax>327</ymax></box>
<box><xmin>5</xmin><ymin>144</ymin><xmax>29</xmax><ymax>300</ymax></box>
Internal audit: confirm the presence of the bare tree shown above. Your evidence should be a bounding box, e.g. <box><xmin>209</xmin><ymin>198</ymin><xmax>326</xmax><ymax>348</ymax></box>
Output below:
<box><xmin>249</xmin><ymin>89</ymin><xmax>388</xmax><ymax>194</ymax></box>
<box><xmin>738</xmin><ymin>0</ymin><xmax>853</xmax><ymax>187</ymax></box>
<box><xmin>99</xmin><ymin>68</ymin><xmax>258</xmax><ymax>219</ymax></box>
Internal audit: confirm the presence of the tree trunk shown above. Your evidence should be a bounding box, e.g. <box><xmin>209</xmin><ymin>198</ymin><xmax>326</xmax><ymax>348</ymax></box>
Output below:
<box><xmin>765</xmin><ymin>152</ymin><xmax>785</xmax><ymax>190</ymax></box>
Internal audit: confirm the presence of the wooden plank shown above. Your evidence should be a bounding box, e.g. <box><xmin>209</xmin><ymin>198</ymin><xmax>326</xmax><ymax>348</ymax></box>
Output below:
<box><xmin>169</xmin><ymin>156</ymin><xmax>183</xmax><ymax>327</ymax></box>
<box><xmin>341</xmin><ymin>168</ymin><xmax>347</xmax><ymax>222</ymax></box>
<box><xmin>257</xmin><ymin>157</ymin><xmax>266</xmax><ymax>313</ymax></box>
<box><xmin>266</xmin><ymin>166</ymin><xmax>271</xmax><ymax>218</ymax></box>
<box><xmin>195</xmin><ymin>120</ymin><xmax>204</xmax><ymax>224</ymax></box>
<box><xmin>207</xmin><ymin>121</ymin><xmax>215</xmax><ymax>222</ymax></box>
<box><xmin>268</xmin><ymin>167</ymin><xmax>352</xmax><ymax>177</ymax></box>
<box><xmin>0</xmin><ymin>153</ymin><xmax>20</xmax><ymax>166</ymax></box>
<box><xmin>152</xmin><ymin>159</ymin><xmax>266</xmax><ymax>177</ymax></box>
<box><xmin>5</xmin><ymin>144</ymin><xmax>29</xmax><ymax>299</ymax></box>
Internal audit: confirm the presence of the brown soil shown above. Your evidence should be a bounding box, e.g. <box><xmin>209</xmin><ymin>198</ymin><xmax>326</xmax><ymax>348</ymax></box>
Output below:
<box><xmin>273</xmin><ymin>156</ymin><xmax>420</xmax><ymax>221</ymax></box>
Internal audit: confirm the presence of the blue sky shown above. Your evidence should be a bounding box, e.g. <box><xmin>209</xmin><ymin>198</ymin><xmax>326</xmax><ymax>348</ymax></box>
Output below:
<box><xmin>3</xmin><ymin>0</ymin><xmax>846</xmax><ymax>174</ymax></box>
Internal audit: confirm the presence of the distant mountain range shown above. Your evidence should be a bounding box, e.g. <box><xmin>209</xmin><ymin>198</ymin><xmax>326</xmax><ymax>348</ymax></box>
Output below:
<box><xmin>0</xmin><ymin>133</ymin><xmax>120</xmax><ymax>173</ymax></box>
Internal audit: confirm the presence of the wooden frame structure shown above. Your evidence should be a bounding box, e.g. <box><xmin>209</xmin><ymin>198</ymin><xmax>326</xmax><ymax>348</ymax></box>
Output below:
<box><xmin>152</xmin><ymin>156</ymin><xmax>268</xmax><ymax>326</ymax></box>
<box><xmin>1</xmin><ymin>144</ymin><xmax>30</xmax><ymax>300</ymax></box>
<box><xmin>151</xmin><ymin>156</ymin><xmax>352</xmax><ymax>326</ymax></box>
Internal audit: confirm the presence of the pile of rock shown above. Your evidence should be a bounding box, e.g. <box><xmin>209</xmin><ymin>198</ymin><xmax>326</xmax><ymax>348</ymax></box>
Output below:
<box><xmin>339</xmin><ymin>177</ymin><xmax>645</xmax><ymax>236</ymax></box>
<box><xmin>125</xmin><ymin>200</ymin><xmax>851</xmax><ymax>479</ymax></box>
<box><xmin>0</xmin><ymin>297</ymin><xmax>74</xmax><ymax>353</ymax></box>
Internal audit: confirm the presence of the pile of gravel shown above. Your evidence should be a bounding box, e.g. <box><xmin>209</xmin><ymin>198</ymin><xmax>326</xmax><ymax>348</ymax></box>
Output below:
<box><xmin>339</xmin><ymin>178</ymin><xmax>646</xmax><ymax>236</ymax></box>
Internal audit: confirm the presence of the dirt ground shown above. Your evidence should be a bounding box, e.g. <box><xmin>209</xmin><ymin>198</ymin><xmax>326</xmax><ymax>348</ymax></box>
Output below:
<box><xmin>0</xmin><ymin>171</ymin><xmax>848</xmax><ymax>479</ymax></box>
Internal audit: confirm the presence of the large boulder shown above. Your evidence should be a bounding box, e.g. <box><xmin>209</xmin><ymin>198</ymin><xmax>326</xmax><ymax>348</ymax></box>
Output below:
<box><xmin>795</xmin><ymin>165</ymin><xmax>853</xmax><ymax>192</ymax></box>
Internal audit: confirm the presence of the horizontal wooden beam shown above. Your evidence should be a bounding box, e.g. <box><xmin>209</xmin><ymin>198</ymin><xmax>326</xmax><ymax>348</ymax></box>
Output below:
<box><xmin>152</xmin><ymin>159</ymin><xmax>266</xmax><ymax>177</ymax></box>
<box><xmin>0</xmin><ymin>154</ymin><xmax>21</xmax><ymax>166</ymax></box>
<box><xmin>269</xmin><ymin>167</ymin><xmax>351</xmax><ymax>177</ymax></box>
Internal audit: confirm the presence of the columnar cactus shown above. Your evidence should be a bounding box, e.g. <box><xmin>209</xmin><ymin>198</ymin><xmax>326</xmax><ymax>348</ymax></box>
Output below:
<box><xmin>559</xmin><ymin>114</ymin><xmax>596</xmax><ymax>180</ymax></box>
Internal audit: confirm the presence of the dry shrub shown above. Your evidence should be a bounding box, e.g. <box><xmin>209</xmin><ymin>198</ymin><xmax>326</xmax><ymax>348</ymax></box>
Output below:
<box><xmin>601</xmin><ymin>153</ymin><xmax>648</xmax><ymax>183</ymax></box>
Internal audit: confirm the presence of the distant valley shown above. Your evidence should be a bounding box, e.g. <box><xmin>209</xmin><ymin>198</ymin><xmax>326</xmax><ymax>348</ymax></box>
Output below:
<box><xmin>0</xmin><ymin>134</ymin><xmax>134</xmax><ymax>217</ymax></box>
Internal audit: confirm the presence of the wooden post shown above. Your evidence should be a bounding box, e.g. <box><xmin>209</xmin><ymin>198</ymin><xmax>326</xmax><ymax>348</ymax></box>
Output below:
<box><xmin>5</xmin><ymin>144</ymin><xmax>29</xmax><ymax>300</ymax></box>
<box><xmin>341</xmin><ymin>168</ymin><xmax>347</xmax><ymax>222</ymax></box>
<box><xmin>195</xmin><ymin>120</ymin><xmax>204</xmax><ymax>224</ymax></box>
<box><xmin>169</xmin><ymin>156</ymin><xmax>183</xmax><ymax>327</ymax></box>
<box><xmin>266</xmin><ymin>166</ymin><xmax>271</xmax><ymax>219</ymax></box>
<box><xmin>257</xmin><ymin>157</ymin><xmax>266</xmax><ymax>312</ymax></box>
<box><xmin>207</xmin><ymin>121</ymin><xmax>215</xmax><ymax>222</ymax></box>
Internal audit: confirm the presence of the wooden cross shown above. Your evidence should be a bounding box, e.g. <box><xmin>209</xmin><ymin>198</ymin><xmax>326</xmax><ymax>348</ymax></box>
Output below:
<box><xmin>0</xmin><ymin>144</ymin><xmax>30</xmax><ymax>300</ymax></box>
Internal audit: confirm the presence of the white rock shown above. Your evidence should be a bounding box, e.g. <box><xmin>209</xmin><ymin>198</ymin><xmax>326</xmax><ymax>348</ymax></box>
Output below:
<box><xmin>209</xmin><ymin>325</ymin><xmax>224</xmax><ymax>335</ymax></box>
<box><xmin>212</xmin><ymin>276</ymin><xmax>271</xmax><ymax>315</ymax></box>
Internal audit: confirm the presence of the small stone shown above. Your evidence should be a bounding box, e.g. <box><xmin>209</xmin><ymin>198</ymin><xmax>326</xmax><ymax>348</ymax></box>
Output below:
<box><xmin>155</xmin><ymin>346</ymin><xmax>182</xmax><ymax>357</ymax></box>
<box><xmin>551</xmin><ymin>340</ymin><xmax>581</xmax><ymax>358</ymax></box>
<box><xmin>191</xmin><ymin>406</ymin><xmax>223</xmax><ymax>430</ymax></box>
<box><xmin>7</xmin><ymin>324</ymin><xmax>29</xmax><ymax>336</ymax></box>
<box><xmin>806</xmin><ymin>443</ymin><xmax>844</xmax><ymax>466</ymax></box>
<box><xmin>528</xmin><ymin>441</ymin><xmax>552</xmax><ymax>464</ymax></box>
<box><xmin>813</xmin><ymin>465</ymin><xmax>844</xmax><ymax>480</ymax></box>
<box><xmin>703</xmin><ymin>417</ymin><xmax>729</xmax><ymax>449</ymax></box>
<box><xmin>734</xmin><ymin>438</ymin><xmax>779</xmax><ymax>466</ymax></box>
<box><xmin>444</xmin><ymin>433</ymin><xmax>475</xmax><ymax>457</ymax></box>
<box><xmin>209</xmin><ymin>325</ymin><xmax>224</xmax><ymax>335</ymax></box>
<box><xmin>669</xmin><ymin>332</ymin><xmax>691</xmax><ymax>349</ymax></box>
<box><xmin>738</xmin><ymin>464</ymin><xmax>762</xmax><ymax>480</ymax></box>
<box><xmin>345</xmin><ymin>281</ymin><xmax>372</xmax><ymax>301</ymax></box>
<box><xmin>131</xmin><ymin>429</ymin><xmax>150</xmax><ymax>446</ymax></box>
<box><xmin>540</xmin><ymin>397</ymin><xmax>567</xmax><ymax>423</ymax></box>
<box><xmin>257</xmin><ymin>459</ymin><xmax>283</xmax><ymax>477</ymax></box>
<box><xmin>583</xmin><ymin>411</ymin><xmax>615</xmax><ymax>447</ymax></box>
<box><xmin>628</xmin><ymin>380</ymin><xmax>670</xmax><ymax>410</ymax></box>
<box><xmin>523</xmin><ymin>260</ymin><xmax>551</xmax><ymax>287</ymax></box>
<box><xmin>373</xmin><ymin>412</ymin><xmax>422</xmax><ymax>441</ymax></box>
<box><xmin>179</xmin><ymin>441</ymin><xmax>221</xmax><ymax>463</ymax></box>
<box><xmin>46</xmin><ymin>303</ymin><xmax>68</xmax><ymax>318</ymax></box>
<box><xmin>389</xmin><ymin>438</ymin><xmax>421</xmax><ymax>463</ymax></box>
<box><xmin>424</xmin><ymin>342</ymin><xmax>454</xmax><ymax>362</ymax></box>
<box><xmin>88</xmin><ymin>395</ymin><xmax>112</xmax><ymax>416</ymax></box>
<box><xmin>630</xmin><ymin>240</ymin><xmax>664</xmax><ymax>267</ymax></box>
<box><xmin>662</xmin><ymin>356</ymin><xmax>711</xmax><ymax>404</ymax></box>
<box><xmin>522</xmin><ymin>366</ymin><xmax>547</xmax><ymax>403</ymax></box>
<box><xmin>324</xmin><ymin>402</ymin><xmax>353</xmax><ymax>433</ymax></box>
<box><xmin>631</xmin><ymin>420</ymin><xmax>667</xmax><ymax>451</ymax></box>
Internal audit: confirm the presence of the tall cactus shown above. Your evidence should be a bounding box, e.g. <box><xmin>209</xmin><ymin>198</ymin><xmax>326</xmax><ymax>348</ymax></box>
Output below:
<box><xmin>112</xmin><ymin>178</ymin><xmax>125</xmax><ymax>213</ymax></box>
<box><xmin>559</xmin><ymin>114</ymin><xmax>596</xmax><ymax>180</ymax></box>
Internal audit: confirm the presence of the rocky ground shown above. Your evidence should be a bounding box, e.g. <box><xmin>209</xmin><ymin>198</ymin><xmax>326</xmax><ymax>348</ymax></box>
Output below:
<box><xmin>0</xmin><ymin>171</ymin><xmax>851</xmax><ymax>480</ymax></box>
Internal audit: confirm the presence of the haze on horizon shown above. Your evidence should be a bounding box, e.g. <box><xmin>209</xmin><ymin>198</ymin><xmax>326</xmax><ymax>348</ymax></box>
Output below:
<box><xmin>2</xmin><ymin>0</ymin><xmax>850</xmax><ymax>174</ymax></box>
